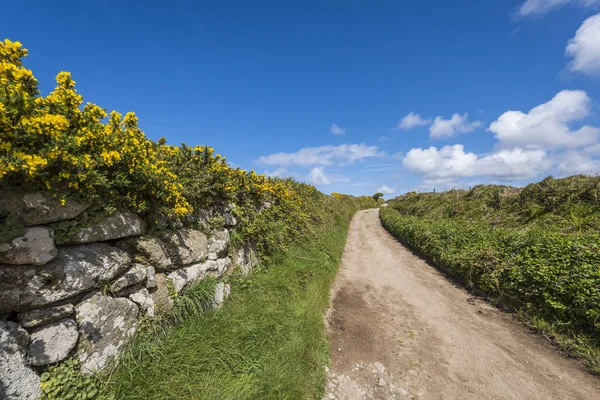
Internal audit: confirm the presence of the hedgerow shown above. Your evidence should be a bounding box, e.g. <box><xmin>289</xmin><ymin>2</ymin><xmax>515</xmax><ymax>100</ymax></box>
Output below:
<box><xmin>380</xmin><ymin>176</ymin><xmax>600</xmax><ymax>373</ymax></box>
<box><xmin>0</xmin><ymin>38</ymin><xmax>378</xmax><ymax>260</ymax></box>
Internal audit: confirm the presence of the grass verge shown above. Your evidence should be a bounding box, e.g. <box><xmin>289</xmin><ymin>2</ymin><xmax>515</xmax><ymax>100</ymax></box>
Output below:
<box><xmin>104</xmin><ymin>215</ymin><xmax>350</xmax><ymax>400</ymax></box>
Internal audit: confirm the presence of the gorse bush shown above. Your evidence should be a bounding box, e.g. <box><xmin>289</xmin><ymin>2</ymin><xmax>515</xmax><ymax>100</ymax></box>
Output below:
<box><xmin>0</xmin><ymin>38</ymin><xmax>378</xmax><ymax>257</ymax></box>
<box><xmin>381</xmin><ymin>175</ymin><xmax>600</xmax><ymax>373</ymax></box>
<box><xmin>0</xmin><ymin>39</ymin><xmax>190</xmax><ymax>218</ymax></box>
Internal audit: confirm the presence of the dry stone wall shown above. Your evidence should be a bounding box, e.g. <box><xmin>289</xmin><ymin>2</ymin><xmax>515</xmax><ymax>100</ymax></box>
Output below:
<box><xmin>0</xmin><ymin>190</ymin><xmax>259</xmax><ymax>400</ymax></box>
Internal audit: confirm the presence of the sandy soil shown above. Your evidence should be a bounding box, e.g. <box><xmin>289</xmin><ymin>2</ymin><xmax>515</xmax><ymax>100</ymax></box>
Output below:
<box><xmin>324</xmin><ymin>209</ymin><xmax>600</xmax><ymax>400</ymax></box>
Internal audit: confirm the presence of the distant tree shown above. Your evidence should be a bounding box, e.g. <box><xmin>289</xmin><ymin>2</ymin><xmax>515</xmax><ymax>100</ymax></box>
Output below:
<box><xmin>373</xmin><ymin>192</ymin><xmax>384</xmax><ymax>201</ymax></box>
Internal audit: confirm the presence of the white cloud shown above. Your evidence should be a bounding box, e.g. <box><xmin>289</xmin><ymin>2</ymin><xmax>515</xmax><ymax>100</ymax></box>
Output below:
<box><xmin>518</xmin><ymin>0</ymin><xmax>600</xmax><ymax>16</ymax></box>
<box><xmin>330</xmin><ymin>124</ymin><xmax>345</xmax><ymax>135</ymax></box>
<box><xmin>429</xmin><ymin>113</ymin><xmax>481</xmax><ymax>138</ymax></box>
<box><xmin>265</xmin><ymin>167</ymin><xmax>288</xmax><ymax>178</ymax></box>
<box><xmin>376</xmin><ymin>185</ymin><xmax>396</xmax><ymax>194</ymax></box>
<box><xmin>404</xmin><ymin>90</ymin><xmax>600</xmax><ymax>188</ymax></box>
<box><xmin>308</xmin><ymin>166</ymin><xmax>330</xmax><ymax>185</ymax></box>
<box><xmin>258</xmin><ymin>143</ymin><xmax>384</xmax><ymax>166</ymax></box>
<box><xmin>566</xmin><ymin>13</ymin><xmax>600</xmax><ymax>76</ymax></box>
<box><xmin>557</xmin><ymin>151</ymin><xmax>600</xmax><ymax>174</ymax></box>
<box><xmin>488</xmin><ymin>90</ymin><xmax>599</xmax><ymax>150</ymax></box>
<box><xmin>403</xmin><ymin>144</ymin><xmax>550</xmax><ymax>184</ymax></box>
<box><xmin>397</xmin><ymin>112</ymin><xmax>431</xmax><ymax>130</ymax></box>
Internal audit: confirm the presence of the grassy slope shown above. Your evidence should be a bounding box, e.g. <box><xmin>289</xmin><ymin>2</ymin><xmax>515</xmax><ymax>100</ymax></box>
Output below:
<box><xmin>106</xmin><ymin>215</ymin><xmax>350</xmax><ymax>400</ymax></box>
<box><xmin>381</xmin><ymin>175</ymin><xmax>600</xmax><ymax>374</ymax></box>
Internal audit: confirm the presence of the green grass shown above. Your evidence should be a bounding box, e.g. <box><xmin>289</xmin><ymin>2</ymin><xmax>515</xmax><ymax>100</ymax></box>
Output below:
<box><xmin>381</xmin><ymin>175</ymin><xmax>600</xmax><ymax>374</ymax></box>
<box><xmin>104</xmin><ymin>215</ymin><xmax>350</xmax><ymax>400</ymax></box>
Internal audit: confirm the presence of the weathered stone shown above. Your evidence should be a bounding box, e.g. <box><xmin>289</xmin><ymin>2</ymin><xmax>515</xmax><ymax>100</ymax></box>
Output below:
<box><xmin>161</xmin><ymin>229</ymin><xmax>207</xmax><ymax>266</ymax></box>
<box><xmin>148</xmin><ymin>273</ymin><xmax>174</xmax><ymax>314</ymax></box>
<box><xmin>0</xmin><ymin>190</ymin><xmax>89</xmax><ymax>226</ymax></box>
<box><xmin>259</xmin><ymin>201</ymin><xmax>272</xmax><ymax>211</ymax></box>
<box><xmin>118</xmin><ymin>236</ymin><xmax>173</xmax><ymax>271</ymax></box>
<box><xmin>129</xmin><ymin>288</ymin><xmax>155</xmax><ymax>319</ymax></box>
<box><xmin>76</xmin><ymin>293</ymin><xmax>139</xmax><ymax>373</ymax></box>
<box><xmin>195</xmin><ymin>208</ymin><xmax>212</xmax><ymax>231</ymax></box>
<box><xmin>232</xmin><ymin>242</ymin><xmax>259</xmax><ymax>275</ymax></box>
<box><xmin>381</xmin><ymin>203</ymin><xmax>389</xmax><ymax>208</ymax></box>
<box><xmin>167</xmin><ymin>258</ymin><xmax>231</xmax><ymax>295</ymax></box>
<box><xmin>0</xmin><ymin>226</ymin><xmax>57</xmax><ymax>266</ymax></box>
<box><xmin>114</xmin><ymin>282</ymin><xmax>145</xmax><ymax>298</ymax></box>
<box><xmin>216</xmin><ymin>257</ymin><xmax>232</xmax><ymax>277</ymax></box>
<box><xmin>59</xmin><ymin>210</ymin><xmax>146</xmax><ymax>245</ymax></box>
<box><xmin>18</xmin><ymin>303</ymin><xmax>74</xmax><ymax>328</ymax></box>
<box><xmin>223</xmin><ymin>212</ymin><xmax>237</xmax><ymax>227</ymax></box>
<box><xmin>207</xmin><ymin>229</ymin><xmax>230</xmax><ymax>260</ymax></box>
<box><xmin>211</xmin><ymin>282</ymin><xmax>231</xmax><ymax>309</ymax></box>
<box><xmin>145</xmin><ymin>265</ymin><xmax>157</xmax><ymax>289</ymax></box>
<box><xmin>0</xmin><ymin>243</ymin><xmax>130</xmax><ymax>313</ymax></box>
<box><xmin>167</xmin><ymin>260</ymin><xmax>216</xmax><ymax>294</ymax></box>
<box><xmin>29</xmin><ymin>318</ymin><xmax>78</xmax><ymax>365</ymax></box>
<box><xmin>194</xmin><ymin>204</ymin><xmax>236</xmax><ymax>230</ymax></box>
<box><xmin>0</xmin><ymin>321</ymin><xmax>41</xmax><ymax>400</ymax></box>
<box><xmin>109</xmin><ymin>264</ymin><xmax>147</xmax><ymax>293</ymax></box>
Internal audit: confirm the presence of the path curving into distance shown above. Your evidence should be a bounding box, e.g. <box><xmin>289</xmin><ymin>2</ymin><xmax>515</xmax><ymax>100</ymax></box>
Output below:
<box><xmin>324</xmin><ymin>209</ymin><xmax>600</xmax><ymax>400</ymax></box>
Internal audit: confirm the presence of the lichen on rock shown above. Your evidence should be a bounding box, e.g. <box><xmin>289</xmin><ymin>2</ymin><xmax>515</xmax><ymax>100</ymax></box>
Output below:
<box><xmin>0</xmin><ymin>226</ymin><xmax>57</xmax><ymax>266</ymax></box>
<box><xmin>0</xmin><ymin>321</ymin><xmax>41</xmax><ymax>400</ymax></box>
<box><xmin>17</xmin><ymin>303</ymin><xmax>74</xmax><ymax>328</ymax></box>
<box><xmin>75</xmin><ymin>292</ymin><xmax>139</xmax><ymax>374</ymax></box>
<box><xmin>28</xmin><ymin>318</ymin><xmax>78</xmax><ymax>365</ymax></box>
<box><xmin>0</xmin><ymin>243</ymin><xmax>130</xmax><ymax>313</ymax></box>
<box><xmin>57</xmin><ymin>210</ymin><xmax>146</xmax><ymax>245</ymax></box>
<box><xmin>0</xmin><ymin>190</ymin><xmax>89</xmax><ymax>227</ymax></box>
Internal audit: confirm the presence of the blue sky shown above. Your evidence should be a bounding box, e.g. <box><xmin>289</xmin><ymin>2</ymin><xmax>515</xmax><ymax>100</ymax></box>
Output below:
<box><xmin>4</xmin><ymin>0</ymin><xmax>600</xmax><ymax>197</ymax></box>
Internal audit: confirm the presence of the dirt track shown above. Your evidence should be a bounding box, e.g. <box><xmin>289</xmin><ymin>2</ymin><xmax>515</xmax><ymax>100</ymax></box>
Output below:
<box><xmin>324</xmin><ymin>209</ymin><xmax>600</xmax><ymax>400</ymax></box>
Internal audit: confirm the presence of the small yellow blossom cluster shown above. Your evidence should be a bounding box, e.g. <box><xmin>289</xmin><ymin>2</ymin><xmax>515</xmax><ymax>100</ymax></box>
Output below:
<box><xmin>160</xmin><ymin>143</ymin><xmax>300</xmax><ymax>219</ymax></box>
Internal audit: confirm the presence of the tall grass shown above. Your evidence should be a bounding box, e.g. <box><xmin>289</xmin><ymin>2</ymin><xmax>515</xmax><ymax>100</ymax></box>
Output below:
<box><xmin>104</xmin><ymin>215</ymin><xmax>350</xmax><ymax>399</ymax></box>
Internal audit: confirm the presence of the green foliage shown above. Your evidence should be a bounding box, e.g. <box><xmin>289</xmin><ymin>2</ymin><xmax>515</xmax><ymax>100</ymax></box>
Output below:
<box><xmin>237</xmin><ymin>183</ymin><xmax>379</xmax><ymax>263</ymax></box>
<box><xmin>381</xmin><ymin>176</ymin><xmax>600</xmax><ymax>374</ymax></box>
<box><xmin>388</xmin><ymin>175</ymin><xmax>600</xmax><ymax>233</ymax></box>
<box><xmin>208</xmin><ymin>214</ymin><xmax>226</xmax><ymax>231</ymax></box>
<box><xmin>40</xmin><ymin>358</ymin><xmax>112</xmax><ymax>400</ymax></box>
<box><xmin>0</xmin><ymin>213</ymin><xmax>25</xmax><ymax>243</ymax></box>
<box><xmin>118</xmin><ymin>277</ymin><xmax>218</xmax><ymax>362</ymax></box>
<box><xmin>372</xmin><ymin>192</ymin><xmax>384</xmax><ymax>201</ymax></box>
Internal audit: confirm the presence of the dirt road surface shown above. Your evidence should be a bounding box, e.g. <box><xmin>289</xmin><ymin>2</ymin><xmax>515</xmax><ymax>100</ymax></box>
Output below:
<box><xmin>324</xmin><ymin>209</ymin><xmax>600</xmax><ymax>400</ymax></box>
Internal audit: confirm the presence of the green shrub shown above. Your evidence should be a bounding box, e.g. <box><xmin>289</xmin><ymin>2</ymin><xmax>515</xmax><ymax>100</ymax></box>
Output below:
<box><xmin>40</xmin><ymin>358</ymin><xmax>112</xmax><ymax>400</ymax></box>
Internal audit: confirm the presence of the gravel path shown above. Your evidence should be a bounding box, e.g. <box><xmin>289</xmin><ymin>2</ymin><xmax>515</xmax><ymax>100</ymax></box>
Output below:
<box><xmin>324</xmin><ymin>209</ymin><xmax>600</xmax><ymax>400</ymax></box>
